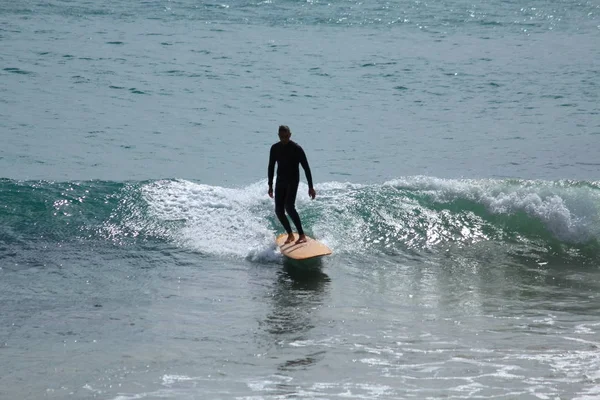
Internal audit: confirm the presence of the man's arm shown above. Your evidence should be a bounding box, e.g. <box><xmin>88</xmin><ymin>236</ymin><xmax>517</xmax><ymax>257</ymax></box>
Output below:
<box><xmin>299</xmin><ymin>147</ymin><xmax>313</xmax><ymax>189</ymax></box>
<box><xmin>268</xmin><ymin>144</ymin><xmax>276</xmax><ymax>187</ymax></box>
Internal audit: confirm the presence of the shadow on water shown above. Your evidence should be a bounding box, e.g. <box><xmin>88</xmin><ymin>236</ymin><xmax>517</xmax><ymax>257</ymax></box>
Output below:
<box><xmin>259</xmin><ymin>256</ymin><xmax>331</xmax><ymax>376</ymax></box>
<box><xmin>263</xmin><ymin>257</ymin><xmax>330</xmax><ymax>336</ymax></box>
<box><xmin>281</xmin><ymin>256</ymin><xmax>330</xmax><ymax>287</ymax></box>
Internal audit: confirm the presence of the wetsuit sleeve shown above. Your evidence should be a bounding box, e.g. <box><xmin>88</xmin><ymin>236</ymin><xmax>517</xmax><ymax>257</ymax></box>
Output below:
<box><xmin>299</xmin><ymin>147</ymin><xmax>314</xmax><ymax>189</ymax></box>
<box><xmin>268</xmin><ymin>144</ymin><xmax>276</xmax><ymax>186</ymax></box>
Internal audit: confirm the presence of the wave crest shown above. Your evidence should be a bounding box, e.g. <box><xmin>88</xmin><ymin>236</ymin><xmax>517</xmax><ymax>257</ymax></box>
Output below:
<box><xmin>1</xmin><ymin>177</ymin><xmax>599</xmax><ymax>260</ymax></box>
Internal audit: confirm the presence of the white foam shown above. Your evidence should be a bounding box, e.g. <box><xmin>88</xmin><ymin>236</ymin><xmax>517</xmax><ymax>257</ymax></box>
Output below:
<box><xmin>307</xmin><ymin>181</ymin><xmax>372</xmax><ymax>254</ymax></box>
<box><xmin>385</xmin><ymin>176</ymin><xmax>600</xmax><ymax>243</ymax></box>
<box><xmin>573</xmin><ymin>385</ymin><xmax>600</xmax><ymax>400</ymax></box>
<box><xmin>246</xmin><ymin>376</ymin><xmax>393</xmax><ymax>399</ymax></box>
<box><xmin>122</xmin><ymin>177</ymin><xmax>600</xmax><ymax>258</ymax></box>
<box><xmin>575</xmin><ymin>322</ymin><xmax>600</xmax><ymax>335</ymax></box>
<box><xmin>161</xmin><ymin>374</ymin><xmax>194</xmax><ymax>386</ymax></box>
<box><xmin>140</xmin><ymin>179</ymin><xmax>366</xmax><ymax>257</ymax></box>
<box><xmin>140</xmin><ymin>180</ymin><xmax>276</xmax><ymax>258</ymax></box>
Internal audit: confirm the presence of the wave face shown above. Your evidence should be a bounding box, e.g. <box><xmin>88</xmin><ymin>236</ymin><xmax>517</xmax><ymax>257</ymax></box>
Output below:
<box><xmin>1</xmin><ymin>177</ymin><xmax>599</xmax><ymax>261</ymax></box>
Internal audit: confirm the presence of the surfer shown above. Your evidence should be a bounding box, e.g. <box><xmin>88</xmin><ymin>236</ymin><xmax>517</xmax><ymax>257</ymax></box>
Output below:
<box><xmin>268</xmin><ymin>125</ymin><xmax>316</xmax><ymax>245</ymax></box>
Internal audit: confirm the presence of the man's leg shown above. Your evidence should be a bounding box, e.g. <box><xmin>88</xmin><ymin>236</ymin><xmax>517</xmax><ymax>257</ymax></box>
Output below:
<box><xmin>274</xmin><ymin>183</ymin><xmax>293</xmax><ymax>241</ymax></box>
<box><xmin>284</xmin><ymin>182</ymin><xmax>305</xmax><ymax>242</ymax></box>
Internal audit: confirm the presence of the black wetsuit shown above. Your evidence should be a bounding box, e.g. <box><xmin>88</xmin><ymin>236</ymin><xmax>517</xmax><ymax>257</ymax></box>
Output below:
<box><xmin>268</xmin><ymin>140</ymin><xmax>313</xmax><ymax>235</ymax></box>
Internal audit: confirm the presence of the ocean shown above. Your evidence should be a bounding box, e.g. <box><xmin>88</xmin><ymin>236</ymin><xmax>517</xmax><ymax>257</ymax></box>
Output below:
<box><xmin>1</xmin><ymin>0</ymin><xmax>600</xmax><ymax>398</ymax></box>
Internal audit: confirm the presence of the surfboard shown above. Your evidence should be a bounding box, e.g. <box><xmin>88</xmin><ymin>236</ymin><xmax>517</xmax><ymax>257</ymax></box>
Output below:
<box><xmin>275</xmin><ymin>233</ymin><xmax>332</xmax><ymax>260</ymax></box>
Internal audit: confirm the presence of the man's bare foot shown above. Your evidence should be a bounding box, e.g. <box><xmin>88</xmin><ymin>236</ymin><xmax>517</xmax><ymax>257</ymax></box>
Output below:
<box><xmin>284</xmin><ymin>233</ymin><xmax>295</xmax><ymax>244</ymax></box>
<box><xmin>295</xmin><ymin>234</ymin><xmax>307</xmax><ymax>244</ymax></box>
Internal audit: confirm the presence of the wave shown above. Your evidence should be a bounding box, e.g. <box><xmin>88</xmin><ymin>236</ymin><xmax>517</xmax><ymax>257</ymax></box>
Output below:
<box><xmin>1</xmin><ymin>177</ymin><xmax>599</xmax><ymax>260</ymax></box>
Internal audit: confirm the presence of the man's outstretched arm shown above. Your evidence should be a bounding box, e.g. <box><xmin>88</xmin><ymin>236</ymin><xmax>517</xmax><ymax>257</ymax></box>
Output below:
<box><xmin>267</xmin><ymin>145</ymin><xmax>276</xmax><ymax>197</ymax></box>
<box><xmin>299</xmin><ymin>148</ymin><xmax>315</xmax><ymax>199</ymax></box>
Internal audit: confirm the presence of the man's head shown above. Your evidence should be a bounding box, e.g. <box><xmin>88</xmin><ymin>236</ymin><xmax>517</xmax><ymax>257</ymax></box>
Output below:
<box><xmin>278</xmin><ymin>125</ymin><xmax>291</xmax><ymax>144</ymax></box>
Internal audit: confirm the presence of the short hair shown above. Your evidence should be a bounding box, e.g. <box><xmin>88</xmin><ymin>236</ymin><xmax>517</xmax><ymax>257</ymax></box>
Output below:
<box><xmin>278</xmin><ymin>125</ymin><xmax>291</xmax><ymax>135</ymax></box>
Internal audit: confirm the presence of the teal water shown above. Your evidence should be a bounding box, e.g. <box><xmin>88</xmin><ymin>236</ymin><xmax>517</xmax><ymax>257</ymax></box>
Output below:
<box><xmin>1</xmin><ymin>1</ymin><xmax>600</xmax><ymax>399</ymax></box>
<box><xmin>2</xmin><ymin>0</ymin><xmax>599</xmax><ymax>183</ymax></box>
